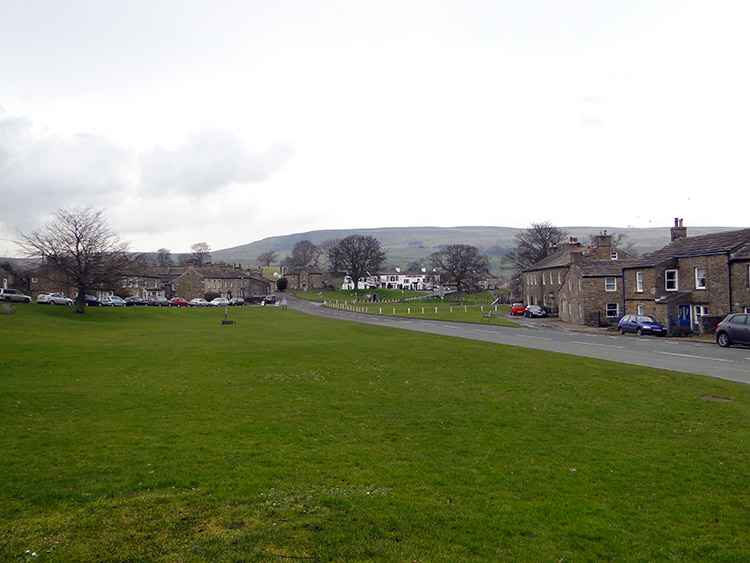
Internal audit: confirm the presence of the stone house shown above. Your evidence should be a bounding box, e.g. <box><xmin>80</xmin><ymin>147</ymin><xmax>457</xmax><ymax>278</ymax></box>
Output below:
<box><xmin>285</xmin><ymin>269</ymin><xmax>324</xmax><ymax>291</ymax></box>
<box><xmin>522</xmin><ymin>232</ymin><xmax>634</xmax><ymax>319</ymax></box>
<box><xmin>622</xmin><ymin>220</ymin><xmax>750</xmax><ymax>331</ymax></box>
<box><xmin>173</xmin><ymin>264</ymin><xmax>272</xmax><ymax>300</ymax></box>
<box><xmin>557</xmin><ymin>256</ymin><xmax>636</xmax><ymax>325</ymax></box>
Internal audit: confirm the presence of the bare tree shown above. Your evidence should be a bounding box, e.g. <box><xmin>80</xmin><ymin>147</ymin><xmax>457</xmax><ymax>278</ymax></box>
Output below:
<box><xmin>156</xmin><ymin>248</ymin><xmax>173</xmax><ymax>267</ymax></box>
<box><xmin>257</xmin><ymin>250</ymin><xmax>278</xmax><ymax>267</ymax></box>
<box><xmin>334</xmin><ymin>235</ymin><xmax>386</xmax><ymax>291</ymax></box>
<box><xmin>503</xmin><ymin>221</ymin><xmax>569</xmax><ymax>271</ymax></box>
<box><xmin>17</xmin><ymin>207</ymin><xmax>129</xmax><ymax>313</ymax></box>
<box><xmin>429</xmin><ymin>244</ymin><xmax>489</xmax><ymax>297</ymax></box>
<box><xmin>189</xmin><ymin>242</ymin><xmax>211</xmax><ymax>266</ymax></box>
<box><xmin>284</xmin><ymin>240</ymin><xmax>319</xmax><ymax>269</ymax></box>
<box><xmin>319</xmin><ymin>238</ymin><xmax>342</xmax><ymax>275</ymax></box>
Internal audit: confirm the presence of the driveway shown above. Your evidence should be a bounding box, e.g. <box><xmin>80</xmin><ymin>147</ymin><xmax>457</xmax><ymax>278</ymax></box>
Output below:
<box><xmin>286</xmin><ymin>296</ymin><xmax>750</xmax><ymax>385</ymax></box>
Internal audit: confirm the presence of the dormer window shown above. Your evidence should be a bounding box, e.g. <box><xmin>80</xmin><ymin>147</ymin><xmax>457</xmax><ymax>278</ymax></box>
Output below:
<box><xmin>610</xmin><ymin>251</ymin><xmax>618</xmax><ymax>260</ymax></box>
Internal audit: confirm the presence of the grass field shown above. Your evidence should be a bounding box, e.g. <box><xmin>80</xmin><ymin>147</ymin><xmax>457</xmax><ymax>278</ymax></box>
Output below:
<box><xmin>295</xmin><ymin>289</ymin><xmax>520</xmax><ymax>325</ymax></box>
<box><xmin>1</xmin><ymin>304</ymin><xmax>748</xmax><ymax>561</ymax></box>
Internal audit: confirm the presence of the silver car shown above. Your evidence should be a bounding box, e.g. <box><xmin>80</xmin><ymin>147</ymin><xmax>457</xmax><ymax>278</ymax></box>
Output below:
<box><xmin>0</xmin><ymin>288</ymin><xmax>32</xmax><ymax>303</ymax></box>
<box><xmin>37</xmin><ymin>292</ymin><xmax>74</xmax><ymax>305</ymax></box>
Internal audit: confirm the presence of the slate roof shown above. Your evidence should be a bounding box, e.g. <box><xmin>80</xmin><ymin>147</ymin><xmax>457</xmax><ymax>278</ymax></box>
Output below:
<box><xmin>524</xmin><ymin>250</ymin><xmax>576</xmax><ymax>271</ymax></box>
<box><xmin>625</xmin><ymin>228</ymin><xmax>750</xmax><ymax>269</ymax></box>
<box><xmin>579</xmin><ymin>260</ymin><xmax>637</xmax><ymax>277</ymax></box>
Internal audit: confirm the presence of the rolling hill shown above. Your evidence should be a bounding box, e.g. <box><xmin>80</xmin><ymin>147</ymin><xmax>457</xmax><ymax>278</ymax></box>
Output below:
<box><xmin>211</xmin><ymin>225</ymin><xmax>739</xmax><ymax>273</ymax></box>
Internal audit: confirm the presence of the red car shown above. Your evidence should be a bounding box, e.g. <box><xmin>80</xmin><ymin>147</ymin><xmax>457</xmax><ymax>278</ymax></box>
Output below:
<box><xmin>170</xmin><ymin>297</ymin><xmax>190</xmax><ymax>307</ymax></box>
<box><xmin>510</xmin><ymin>303</ymin><xmax>525</xmax><ymax>316</ymax></box>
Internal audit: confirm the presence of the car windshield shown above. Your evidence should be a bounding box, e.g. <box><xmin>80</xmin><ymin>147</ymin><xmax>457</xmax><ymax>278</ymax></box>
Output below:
<box><xmin>636</xmin><ymin>316</ymin><xmax>657</xmax><ymax>323</ymax></box>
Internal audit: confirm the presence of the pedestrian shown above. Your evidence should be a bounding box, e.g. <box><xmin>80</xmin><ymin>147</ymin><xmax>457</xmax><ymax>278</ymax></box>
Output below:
<box><xmin>281</xmin><ymin>296</ymin><xmax>288</xmax><ymax>310</ymax></box>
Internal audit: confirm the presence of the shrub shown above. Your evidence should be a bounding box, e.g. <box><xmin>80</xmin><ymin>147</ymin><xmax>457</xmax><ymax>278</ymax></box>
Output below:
<box><xmin>671</xmin><ymin>326</ymin><xmax>693</xmax><ymax>337</ymax></box>
<box><xmin>276</xmin><ymin>277</ymin><xmax>288</xmax><ymax>291</ymax></box>
<box><xmin>204</xmin><ymin>292</ymin><xmax>220</xmax><ymax>301</ymax></box>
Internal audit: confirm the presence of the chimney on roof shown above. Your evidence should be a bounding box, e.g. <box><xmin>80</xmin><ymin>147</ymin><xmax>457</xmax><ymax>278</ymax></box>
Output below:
<box><xmin>594</xmin><ymin>232</ymin><xmax>613</xmax><ymax>248</ymax></box>
<box><xmin>671</xmin><ymin>218</ymin><xmax>687</xmax><ymax>241</ymax></box>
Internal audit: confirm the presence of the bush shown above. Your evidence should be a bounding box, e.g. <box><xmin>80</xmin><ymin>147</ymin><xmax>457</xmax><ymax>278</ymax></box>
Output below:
<box><xmin>204</xmin><ymin>292</ymin><xmax>220</xmax><ymax>301</ymax></box>
<box><xmin>276</xmin><ymin>277</ymin><xmax>288</xmax><ymax>291</ymax></box>
<box><xmin>671</xmin><ymin>326</ymin><xmax>693</xmax><ymax>337</ymax></box>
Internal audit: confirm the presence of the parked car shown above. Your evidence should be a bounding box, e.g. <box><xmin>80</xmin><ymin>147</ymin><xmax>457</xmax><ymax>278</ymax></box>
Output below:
<box><xmin>524</xmin><ymin>304</ymin><xmax>547</xmax><ymax>318</ymax></box>
<box><xmin>189</xmin><ymin>298</ymin><xmax>210</xmax><ymax>307</ymax></box>
<box><xmin>261</xmin><ymin>295</ymin><xmax>277</xmax><ymax>306</ymax></box>
<box><xmin>101</xmin><ymin>295</ymin><xmax>126</xmax><ymax>307</ymax></box>
<box><xmin>84</xmin><ymin>295</ymin><xmax>102</xmax><ymax>307</ymax></box>
<box><xmin>210</xmin><ymin>297</ymin><xmax>229</xmax><ymax>307</ymax></box>
<box><xmin>148</xmin><ymin>297</ymin><xmax>172</xmax><ymax>307</ymax></box>
<box><xmin>510</xmin><ymin>303</ymin><xmax>525</xmax><ymax>316</ymax></box>
<box><xmin>125</xmin><ymin>296</ymin><xmax>147</xmax><ymax>306</ymax></box>
<box><xmin>0</xmin><ymin>288</ymin><xmax>32</xmax><ymax>303</ymax></box>
<box><xmin>618</xmin><ymin>314</ymin><xmax>667</xmax><ymax>336</ymax></box>
<box><xmin>170</xmin><ymin>297</ymin><xmax>190</xmax><ymax>308</ymax></box>
<box><xmin>228</xmin><ymin>297</ymin><xmax>245</xmax><ymax>306</ymax></box>
<box><xmin>37</xmin><ymin>292</ymin><xmax>74</xmax><ymax>305</ymax></box>
<box><xmin>715</xmin><ymin>313</ymin><xmax>750</xmax><ymax>348</ymax></box>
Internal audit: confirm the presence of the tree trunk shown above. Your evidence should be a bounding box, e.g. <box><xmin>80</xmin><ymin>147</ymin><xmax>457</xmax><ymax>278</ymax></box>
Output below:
<box><xmin>75</xmin><ymin>286</ymin><xmax>86</xmax><ymax>314</ymax></box>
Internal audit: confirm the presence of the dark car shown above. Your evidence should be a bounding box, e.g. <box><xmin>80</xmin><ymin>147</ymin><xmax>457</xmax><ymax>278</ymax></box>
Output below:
<box><xmin>618</xmin><ymin>314</ymin><xmax>667</xmax><ymax>337</ymax></box>
<box><xmin>510</xmin><ymin>303</ymin><xmax>525</xmax><ymax>316</ymax></box>
<box><xmin>228</xmin><ymin>297</ymin><xmax>245</xmax><ymax>306</ymax></box>
<box><xmin>147</xmin><ymin>297</ymin><xmax>172</xmax><ymax>307</ymax></box>
<box><xmin>170</xmin><ymin>297</ymin><xmax>190</xmax><ymax>308</ymax></box>
<box><xmin>125</xmin><ymin>296</ymin><xmax>147</xmax><ymax>306</ymax></box>
<box><xmin>524</xmin><ymin>305</ymin><xmax>546</xmax><ymax>318</ymax></box>
<box><xmin>261</xmin><ymin>295</ymin><xmax>276</xmax><ymax>306</ymax></box>
<box><xmin>84</xmin><ymin>295</ymin><xmax>102</xmax><ymax>307</ymax></box>
<box><xmin>715</xmin><ymin>313</ymin><xmax>750</xmax><ymax>348</ymax></box>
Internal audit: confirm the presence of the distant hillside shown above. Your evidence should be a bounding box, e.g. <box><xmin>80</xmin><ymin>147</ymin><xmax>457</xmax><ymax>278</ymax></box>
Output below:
<box><xmin>211</xmin><ymin>225</ymin><xmax>739</xmax><ymax>274</ymax></box>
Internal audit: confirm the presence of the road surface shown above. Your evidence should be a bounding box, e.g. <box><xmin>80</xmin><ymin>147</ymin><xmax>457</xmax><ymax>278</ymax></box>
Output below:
<box><xmin>286</xmin><ymin>296</ymin><xmax>750</xmax><ymax>385</ymax></box>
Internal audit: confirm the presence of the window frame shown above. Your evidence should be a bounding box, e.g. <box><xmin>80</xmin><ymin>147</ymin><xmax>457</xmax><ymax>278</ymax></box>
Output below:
<box><xmin>605</xmin><ymin>277</ymin><xmax>617</xmax><ymax>292</ymax></box>
<box><xmin>665</xmin><ymin>269</ymin><xmax>678</xmax><ymax>291</ymax></box>
<box><xmin>635</xmin><ymin>271</ymin><xmax>643</xmax><ymax>293</ymax></box>
<box><xmin>606</xmin><ymin>303</ymin><xmax>619</xmax><ymax>318</ymax></box>
<box><xmin>694</xmin><ymin>266</ymin><xmax>706</xmax><ymax>290</ymax></box>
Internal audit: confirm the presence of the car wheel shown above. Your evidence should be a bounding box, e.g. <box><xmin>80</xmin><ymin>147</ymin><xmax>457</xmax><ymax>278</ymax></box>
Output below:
<box><xmin>618</xmin><ymin>327</ymin><xmax>625</xmax><ymax>335</ymax></box>
<box><xmin>717</xmin><ymin>332</ymin><xmax>731</xmax><ymax>348</ymax></box>
<box><xmin>636</xmin><ymin>328</ymin><xmax>642</xmax><ymax>336</ymax></box>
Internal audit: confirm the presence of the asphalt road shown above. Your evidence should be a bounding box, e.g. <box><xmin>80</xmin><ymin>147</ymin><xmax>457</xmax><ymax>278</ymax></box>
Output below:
<box><xmin>286</xmin><ymin>296</ymin><xmax>750</xmax><ymax>385</ymax></box>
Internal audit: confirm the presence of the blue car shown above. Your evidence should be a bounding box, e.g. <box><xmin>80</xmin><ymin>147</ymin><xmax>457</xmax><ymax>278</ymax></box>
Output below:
<box><xmin>618</xmin><ymin>314</ymin><xmax>667</xmax><ymax>337</ymax></box>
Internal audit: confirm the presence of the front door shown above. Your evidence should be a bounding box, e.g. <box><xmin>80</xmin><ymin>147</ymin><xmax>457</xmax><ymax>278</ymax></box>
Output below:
<box><xmin>678</xmin><ymin>305</ymin><xmax>691</xmax><ymax>327</ymax></box>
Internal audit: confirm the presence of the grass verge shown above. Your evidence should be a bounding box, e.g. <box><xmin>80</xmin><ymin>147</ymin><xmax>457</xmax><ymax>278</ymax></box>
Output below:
<box><xmin>1</xmin><ymin>304</ymin><xmax>748</xmax><ymax>561</ymax></box>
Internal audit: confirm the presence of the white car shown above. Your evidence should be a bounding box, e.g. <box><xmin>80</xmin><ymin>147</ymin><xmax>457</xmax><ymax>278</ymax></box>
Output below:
<box><xmin>210</xmin><ymin>297</ymin><xmax>229</xmax><ymax>307</ymax></box>
<box><xmin>189</xmin><ymin>298</ymin><xmax>210</xmax><ymax>307</ymax></box>
<box><xmin>0</xmin><ymin>288</ymin><xmax>32</xmax><ymax>303</ymax></box>
<box><xmin>37</xmin><ymin>292</ymin><xmax>74</xmax><ymax>305</ymax></box>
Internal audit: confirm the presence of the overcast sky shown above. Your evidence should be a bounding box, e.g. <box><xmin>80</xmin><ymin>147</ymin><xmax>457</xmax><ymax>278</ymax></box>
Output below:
<box><xmin>1</xmin><ymin>0</ymin><xmax>748</xmax><ymax>256</ymax></box>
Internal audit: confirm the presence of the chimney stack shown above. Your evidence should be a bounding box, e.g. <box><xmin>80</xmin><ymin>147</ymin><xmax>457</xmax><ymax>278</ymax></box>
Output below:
<box><xmin>671</xmin><ymin>218</ymin><xmax>687</xmax><ymax>241</ymax></box>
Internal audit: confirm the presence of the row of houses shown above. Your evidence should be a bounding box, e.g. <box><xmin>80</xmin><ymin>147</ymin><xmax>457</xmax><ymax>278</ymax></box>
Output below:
<box><xmin>8</xmin><ymin>260</ymin><xmax>274</xmax><ymax>302</ymax></box>
<box><xmin>522</xmin><ymin>220</ymin><xmax>750</xmax><ymax>331</ymax></box>
<box><xmin>340</xmin><ymin>268</ymin><xmax>501</xmax><ymax>292</ymax></box>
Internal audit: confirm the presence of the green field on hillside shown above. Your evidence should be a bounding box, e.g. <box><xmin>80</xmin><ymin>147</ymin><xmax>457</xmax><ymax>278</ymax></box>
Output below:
<box><xmin>1</xmin><ymin>305</ymin><xmax>748</xmax><ymax>561</ymax></box>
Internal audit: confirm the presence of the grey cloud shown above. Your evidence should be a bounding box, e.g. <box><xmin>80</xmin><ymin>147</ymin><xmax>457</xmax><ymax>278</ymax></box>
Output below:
<box><xmin>139</xmin><ymin>129</ymin><xmax>293</xmax><ymax>197</ymax></box>
<box><xmin>0</xmin><ymin>115</ymin><xmax>133</xmax><ymax>233</ymax></box>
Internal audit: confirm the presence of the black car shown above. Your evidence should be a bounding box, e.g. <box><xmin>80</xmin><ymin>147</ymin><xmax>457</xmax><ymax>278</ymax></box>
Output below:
<box><xmin>716</xmin><ymin>313</ymin><xmax>750</xmax><ymax>348</ymax></box>
<box><xmin>228</xmin><ymin>297</ymin><xmax>245</xmax><ymax>306</ymax></box>
<box><xmin>84</xmin><ymin>295</ymin><xmax>102</xmax><ymax>307</ymax></box>
<box><xmin>148</xmin><ymin>297</ymin><xmax>172</xmax><ymax>307</ymax></box>
<box><xmin>524</xmin><ymin>305</ymin><xmax>547</xmax><ymax>318</ymax></box>
<box><xmin>125</xmin><ymin>296</ymin><xmax>147</xmax><ymax>306</ymax></box>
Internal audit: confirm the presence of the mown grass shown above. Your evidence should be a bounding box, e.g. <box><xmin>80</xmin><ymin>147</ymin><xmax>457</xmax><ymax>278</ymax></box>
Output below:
<box><xmin>295</xmin><ymin>289</ymin><xmax>517</xmax><ymax>325</ymax></box>
<box><xmin>1</xmin><ymin>304</ymin><xmax>748</xmax><ymax>561</ymax></box>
